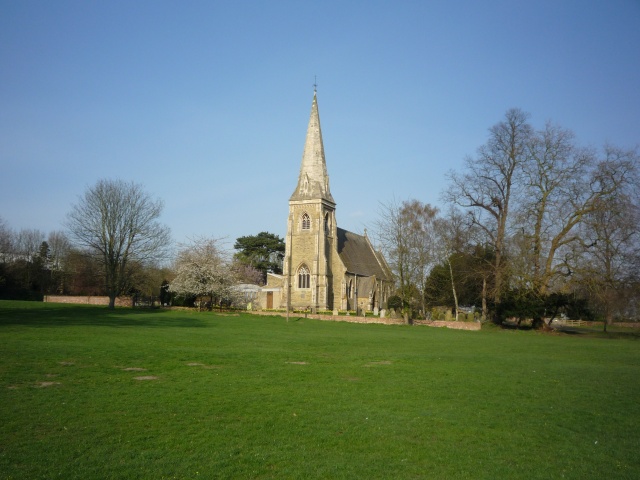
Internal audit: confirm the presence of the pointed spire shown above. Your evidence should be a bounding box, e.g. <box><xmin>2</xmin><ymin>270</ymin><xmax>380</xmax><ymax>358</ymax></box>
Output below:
<box><xmin>290</xmin><ymin>91</ymin><xmax>335</xmax><ymax>204</ymax></box>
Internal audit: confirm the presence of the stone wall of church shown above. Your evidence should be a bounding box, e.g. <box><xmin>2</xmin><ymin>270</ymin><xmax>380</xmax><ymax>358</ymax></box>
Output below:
<box><xmin>331</xmin><ymin>253</ymin><xmax>347</xmax><ymax>311</ymax></box>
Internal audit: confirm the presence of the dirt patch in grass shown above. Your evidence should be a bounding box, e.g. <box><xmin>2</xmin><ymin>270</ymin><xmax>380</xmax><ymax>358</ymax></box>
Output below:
<box><xmin>59</xmin><ymin>361</ymin><xmax>75</xmax><ymax>366</ymax></box>
<box><xmin>186</xmin><ymin>362</ymin><xmax>220</xmax><ymax>369</ymax></box>
<box><xmin>35</xmin><ymin>381</ymin><xmax>60</xmax><ymax>388</ymax></box>
<box><xmin>133</xmin><ymin>376</ymin><xmax>159</xmax><ymax>381</ymax></box>
<box><xmin>364</xmin><ymin>360</ymin><xmax>392</xmax><ymax>367</ymax></box>
<box><xmin>286</xmin><ymin>361</ymin><xmax>308</xmax><ymax>365</ymax></box>
<box><xmin>121</xmin><ymin>367</ymin><xmax>147</xmax><ymax>371</ymax></box>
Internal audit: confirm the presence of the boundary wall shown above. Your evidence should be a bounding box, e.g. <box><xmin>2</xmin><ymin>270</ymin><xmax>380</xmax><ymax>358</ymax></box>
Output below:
<box><xmin>249</xmin><ymin>311</ymin><xmax>481</xmax><ymax>330</ymax></box>
<box><xmin>43</xmin><ymin>295</ymin><xmax>133</xmax><ymax>307</ymax></box>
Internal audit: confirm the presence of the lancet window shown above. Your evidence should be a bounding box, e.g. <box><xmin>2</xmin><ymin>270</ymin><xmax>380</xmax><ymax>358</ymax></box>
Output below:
<box><xmin>301</xmin><ymin>213</ymin><xmax>311</xmax><ymax>230</ymax></box>
<box><xmin>298</xmin><ymin>265</ymin><xmax>310</xmax><ymax>289</ymax></box>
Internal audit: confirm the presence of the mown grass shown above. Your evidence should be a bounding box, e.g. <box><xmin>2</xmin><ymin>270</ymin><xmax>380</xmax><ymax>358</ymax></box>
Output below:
<box><xmin>1</xmin><ymin>300</ymin><xmax>639</xmax><ymax>479</ymax></box>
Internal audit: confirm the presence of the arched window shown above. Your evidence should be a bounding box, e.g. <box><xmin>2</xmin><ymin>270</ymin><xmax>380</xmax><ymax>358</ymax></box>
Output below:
<box><xmin>301</xmin><ymin>213</ymin><xmax>311</xmax><ymax>230</ymax></box>
<box><xmin>298</xmin><ymin>265</ymin><xmax>310</xmax><ymax>289</ymax></box>
<box><xmin>324</xmin><ymin>213</ymin><xmax>331</xmax><ymax>235</ymax></box>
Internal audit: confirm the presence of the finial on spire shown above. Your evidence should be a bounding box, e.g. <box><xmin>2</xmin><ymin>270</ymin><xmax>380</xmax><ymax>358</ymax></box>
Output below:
<box><xmin>313</xmin><ymin>75</ymin><xmax>317</xmax><ymax>93</ymax></box>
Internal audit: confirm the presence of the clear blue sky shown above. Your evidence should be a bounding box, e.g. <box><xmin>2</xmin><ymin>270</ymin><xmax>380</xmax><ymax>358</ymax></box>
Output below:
<box><xmin>1</xmin><ymin>0</ymin><xmax>639</xmax><ymax>246</ymax></box>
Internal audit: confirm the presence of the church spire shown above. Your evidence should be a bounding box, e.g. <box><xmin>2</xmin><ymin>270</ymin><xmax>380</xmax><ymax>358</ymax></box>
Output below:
<box><xmin>290</xmin><ymin>91</ymin><xmax>335</xmax><ymax>204</ymax></box>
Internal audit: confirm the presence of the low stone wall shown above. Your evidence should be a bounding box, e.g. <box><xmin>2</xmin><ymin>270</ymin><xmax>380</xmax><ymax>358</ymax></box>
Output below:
<box><xmin>249</xmin><ymin>311</ymin><xmax>481</xmax><ymax>329</ymax></box>
<box><xmin>43</xmin><ymin>295</ymin><xmax>133</xmax><ymax>307</ymax></box>
<box><xmin>414</xmin><ymin>320</ymin><xmax>482</xmax><ymax>331</ymax></box>
<box><xmin>249</xmin><ymin>310</ymin><xmax>405</xmax><ymax>325</ymax></box>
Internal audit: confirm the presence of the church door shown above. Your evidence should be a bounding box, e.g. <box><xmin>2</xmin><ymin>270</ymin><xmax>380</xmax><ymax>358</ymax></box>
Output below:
<box><xmin>266</xmin><ymin>292</ymin><xmax>273</xmax><ymax>309</ymax></box>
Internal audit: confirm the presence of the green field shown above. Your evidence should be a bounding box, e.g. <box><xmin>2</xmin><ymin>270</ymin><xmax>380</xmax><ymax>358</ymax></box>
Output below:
<box><xmin>1</xmin><ymin>301</ymin><xmax>639</xmax><ymax>479</ymax></box>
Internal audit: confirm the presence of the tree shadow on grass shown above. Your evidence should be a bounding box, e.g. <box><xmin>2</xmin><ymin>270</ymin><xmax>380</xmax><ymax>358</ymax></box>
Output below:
<box><xmin>498</xmin><ymin>320</ymin><xmax>640</xmax><ymax>340</ymax></box>
<box><xmin>559</xmin><ymin>328</ymin><xmax>640</xmax><ymax>340</ymax></box>
<box><xmin>549</xmin><ymin>324</ymin><xmax>640</xmax><ymax>340</ymax></box>
<box><xmin>0</xmin><ymin>302</ymin><xmax>210</xmax><ymax>328</ymax></box>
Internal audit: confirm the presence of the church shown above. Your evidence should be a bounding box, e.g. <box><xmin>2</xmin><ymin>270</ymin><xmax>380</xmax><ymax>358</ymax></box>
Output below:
<box><xmin>259</xmin><ymin>90</ymin><xmax>393</xmax><ymax>314</ymax></box>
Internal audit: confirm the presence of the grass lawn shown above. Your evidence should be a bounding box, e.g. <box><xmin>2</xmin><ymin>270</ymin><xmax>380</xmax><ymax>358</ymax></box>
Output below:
<box><xmin>1</xmin><ymin>301</ymin><xmax>639</xmax><ymax>479</ymax></box>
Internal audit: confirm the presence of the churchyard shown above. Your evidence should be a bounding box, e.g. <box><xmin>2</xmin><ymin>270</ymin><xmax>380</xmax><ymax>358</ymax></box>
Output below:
<box><xmin>1</xmin><ymin>300</ymin><xmax>639</xmax><ymax>479</ymax></box>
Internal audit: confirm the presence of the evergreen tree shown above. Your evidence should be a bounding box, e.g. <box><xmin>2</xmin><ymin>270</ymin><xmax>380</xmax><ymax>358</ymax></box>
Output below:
<box><xmin>233</xmin><ymin>232</ymin><xmax>285</xmax><ymax>282</ymax></box>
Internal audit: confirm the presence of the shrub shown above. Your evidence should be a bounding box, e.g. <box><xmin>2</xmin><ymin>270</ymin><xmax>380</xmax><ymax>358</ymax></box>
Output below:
<box><xmin>387</xmin><ymin>295</ymin><xmax>403</xmax><ymax>310</ymax></box>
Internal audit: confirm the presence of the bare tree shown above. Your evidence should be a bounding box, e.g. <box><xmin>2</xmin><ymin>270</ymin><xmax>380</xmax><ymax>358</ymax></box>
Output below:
<box><xmin>514</xmin><ymin>123</ymin><xmax>632</xmax><ymax>304</ymax></box>
<box><xmin>375</xmin><ymin>199</ymin><xmax>407</xmax><ymax>316</ymax></box>
<box><xmin>11</xmin><ymin>229</ymin><xmax>46</xmax><ymax>290</ymax></box>
<box><xmin>47</xmin><ymin>231</ymin><xmax>71</xmax><ymax>271</ymax></box>
<box><xmin>15</xmin><ymin>229</ymin><xmax>45</xmax><ymax>261</ymax></box>
<box><xmin>576</xmin><ymin>146</ymin><xmax>640</xmax><ymax>330</ymax></box>
<box><xmin>515</xmin><ymin>123</ymin><xmax>580</xmax><ymax>293</ymax></box>
<box><xmin>443</xmin><ymin>110</ymin><xmax>637</xmax><ymax>328</ymax></box>
<box><xmin>375</xmin><ymin>198</ymin><xmax>438</xmax><ymax>321</ymax></box>
<box><xmin>0</xmin><ymin>217</ymin><xmax>13</xmax><ymax>263</ymax></box>
<box><xmin>445</xmin><ymin>108</ymin><xmax>533</xmax><ymax>307</ymax></box>
<box><xmin>0</xmin><ymin>218</ymin><xmax>12</xmax><ymax>294</ymax></box>
<box><xmin>169</xmin><ymin>237</ymin><xmax>238</xmax><ymax>310</ymax></box>
<box><xmin>405</xmin><ymin>200</ymin><xmax>439</xmax><ymax>318</ymax></box>
<box><xmin>44</xmin><ymin>231</ymin><xmax>72</xmax><ymax>294</ymax></box>
<box><xmin>433</xmin><ymin>207</ymin><xmax>476</xmax><ymax>321</ymax></box>
<box><xmin>66</xmin><ymin>179</ymin><xmax>171</xmax><ymax>309</ymax></box>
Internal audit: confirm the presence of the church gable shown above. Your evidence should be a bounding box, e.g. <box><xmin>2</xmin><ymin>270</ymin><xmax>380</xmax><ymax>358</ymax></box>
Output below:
<box><xmin>336</xmin><ymin>228</ymin><xmax>390</xmax><ymax>280</ymax></box>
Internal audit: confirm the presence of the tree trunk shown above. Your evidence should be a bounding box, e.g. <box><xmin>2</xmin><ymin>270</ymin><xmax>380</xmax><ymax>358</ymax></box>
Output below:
<box><xmin>532</xmin><ymin>317</ymin><xmax>551</xmax><ymax>331</ymax></box>
<box><xmin>108</xmin><ymin>295</ymin><xmax>116</xmax><ymax>309</ymax></box>
<box><xmin>604</xmin><ymin>311</ymin><xmax>613</xmax><ymax>333</ymax></box>
<box><xmin>481</xmin><ymin>276</ymin><xmax>488</xmax><ymax>321</ymax></box>
<box><xmin>447</xmin><ymin>259</ymin><xmax>459</xmax><ymax>321</ymax></box>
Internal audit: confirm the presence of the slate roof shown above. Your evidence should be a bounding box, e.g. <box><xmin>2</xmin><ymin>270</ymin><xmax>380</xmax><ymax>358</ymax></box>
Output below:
<box><xmin>336</xmin><ymin>227</ymin><xmax>391</xmax><ymax>280</ymax></box>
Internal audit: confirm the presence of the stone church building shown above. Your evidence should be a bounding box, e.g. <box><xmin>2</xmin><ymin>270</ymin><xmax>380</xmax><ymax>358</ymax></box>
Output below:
<box><xmin>259</xmin><ymin>91</ymin><xmax>393</xmax><ymax>313</ymax></box>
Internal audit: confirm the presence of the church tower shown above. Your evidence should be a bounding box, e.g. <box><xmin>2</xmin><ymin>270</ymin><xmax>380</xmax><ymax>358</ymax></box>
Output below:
<box><xmin>283</xmin><ymin>90</ymin><xmax>337</xmax><ymax>312</ymax></box>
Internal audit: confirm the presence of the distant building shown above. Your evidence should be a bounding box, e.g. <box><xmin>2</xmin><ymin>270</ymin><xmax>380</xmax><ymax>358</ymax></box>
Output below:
<box><xmin>231</xmin><ymin>283</ymin><xmax>261</xmax><ymax>309</ymax></box>
<box><xmin>259</xmin><ymin>91</ymin><xmax>393</xmax><ymax>313</ymax></box>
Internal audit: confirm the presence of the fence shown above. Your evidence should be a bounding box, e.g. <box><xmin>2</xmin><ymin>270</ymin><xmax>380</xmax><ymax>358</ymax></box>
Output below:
<box><xmin>552</xmin><ymin>319</ymin><xmax>588</xmax><ymax>327</ymax></box>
